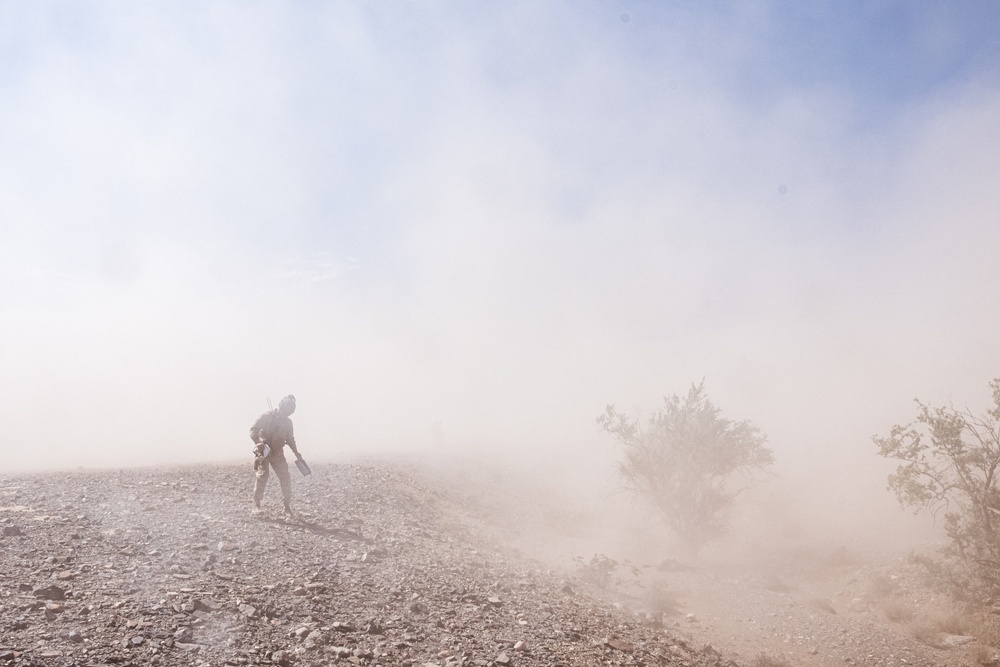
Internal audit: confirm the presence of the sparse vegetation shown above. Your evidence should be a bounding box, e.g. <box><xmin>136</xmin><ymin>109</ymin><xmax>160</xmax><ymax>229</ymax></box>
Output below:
<box><xmin>971</xmin><ymin>645</ymin><xmax>999</xmax><ymax>666</ymax></box>
<box><xmin>598</xmin><ymin>381</ymin><xmax>773</xmax><ymax>552</ymax></box>
<box><xmin>574</xmin><ymin>553</ymin><xmax>620</xmax><ymax>589</ymax></box>
<box><xmin>905</xmin><ymin>606</ymin><xmax>974</xmax><ymax>647</ymax></box>
<box><xmin>874</xmin><ymin>378</ymin><xmax>1000</xmax><ymax>601</ymax></box>
<box><xmin>973</xmin><ymin>614</ymin><xmax>1000</xmax><ymax>649</ymax></box>
<box><xmin>906</xmin><ymin>551</ymin><xmax>973</xmax><ymax>599</ymax></box>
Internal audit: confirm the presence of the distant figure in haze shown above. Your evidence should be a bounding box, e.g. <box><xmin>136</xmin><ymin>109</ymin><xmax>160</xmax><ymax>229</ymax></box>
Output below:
<box><xmin>250</xmin><ymin>394</ymin><xmax>303</xmax><ymax>517</ymax></box>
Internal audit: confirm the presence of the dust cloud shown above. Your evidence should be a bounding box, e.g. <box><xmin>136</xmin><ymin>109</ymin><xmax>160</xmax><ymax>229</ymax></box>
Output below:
<box><xmin>3</xmin><ymin>4</ymin><xmax>1000</xmax><ymax>567</ymax></box>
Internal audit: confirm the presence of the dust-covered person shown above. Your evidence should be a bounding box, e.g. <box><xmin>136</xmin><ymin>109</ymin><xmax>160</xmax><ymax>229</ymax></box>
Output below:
<box><xmin>250</xmin><ymin>395</ymin><xmax>304</xmax><ymax>516</ymax></box>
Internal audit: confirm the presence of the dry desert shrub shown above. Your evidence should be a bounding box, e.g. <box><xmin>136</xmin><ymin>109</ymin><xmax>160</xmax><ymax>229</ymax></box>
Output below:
<box><xmin>753</xmin><ymin>652</ymin><xmax>793</xmax><ymax>667</ymax></box>
<box><xmin>907</xmin><ymin>551</ymin><xmax>974</xmax><ymax>601</ymax></box>
<box><xmin>971</xmin><ymin>644</ymin><xmax>1000</xmax><ymax>666</ymax></box>
<box><xmin>973</xmin><ymin>614</ymin><xmax>1000</xmax><ymax>649</ymax></box>
<box><xmin>906</xmin><ymin>607</ymin><xmax>974</xmax><ymax>647</ymax></box>
<box><xmin>876</xmin><ymin>379</ymin><xmax>1000</xmax><ymax>603</ymax></box>
<box><xmin>879</xmin><ymin>597</ymin><xmax>917</xmax><ymax>623</ymax></box>
<box><xmin>574</xmin><ymin>553</ymin><xmax>619</xmax><ymax>589</ymax></box>
<box><xmin>930</xmin><ymin>608</ymin><xmax>973</xmax><ymax>635</ymax></box>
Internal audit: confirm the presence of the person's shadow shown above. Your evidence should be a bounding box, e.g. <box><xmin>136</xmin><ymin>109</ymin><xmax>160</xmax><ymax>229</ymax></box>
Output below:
<box><xmin>254</xmin><ymin>513</ymin><xmax>365</xmax><ymax>541</ymax></box>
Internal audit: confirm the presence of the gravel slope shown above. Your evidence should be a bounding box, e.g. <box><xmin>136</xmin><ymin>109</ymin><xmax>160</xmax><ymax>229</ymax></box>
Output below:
<box><xmin>0</xmin><ymin>462</ymin><xmax>729</xmax><ymax>667</ymax></box>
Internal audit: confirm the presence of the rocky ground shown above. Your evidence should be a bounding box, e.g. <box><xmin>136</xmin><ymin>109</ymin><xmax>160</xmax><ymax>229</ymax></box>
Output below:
<box><xmin>1</xmin><ymin>460</ymin><xmax>733</xmax><ymax>667</ymax></box>
<box><xmin>0</xmin><ymin>459</ymin><xmax>994</xmax><ymax>667</ymax></box>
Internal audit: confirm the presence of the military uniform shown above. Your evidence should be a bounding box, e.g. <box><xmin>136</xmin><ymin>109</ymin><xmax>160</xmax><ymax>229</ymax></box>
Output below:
<box><xmin>251</xmin><ymin>396</ymin><xmax>299</xmax><ymax>513</ymax></box>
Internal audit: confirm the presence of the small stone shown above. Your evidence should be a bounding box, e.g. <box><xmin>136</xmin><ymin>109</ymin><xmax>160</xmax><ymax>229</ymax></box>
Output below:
<box><xmin>218</xmin><ymin>541</ymin><xmax>235</xmax><ymax>552</ymax></box>
<box><xmin>495</xmin><ymin>652</ymin><xmax>512</xmax><ymax>665</ymax></box>
<box><xmin>239</xmin><ymin>604</ymin><xmax>258</xmax><ymax>617</ymax></box>
<box><xmin>331</xmin><ymin>621</ymin><xmax>357</xmax><ymax>632</ymax></box>
<box><xmin>68</xmin><ymin>630</ymin><xmax>84</xmax><ymax>643</ymax></box>
<box><xmin>488</xmin><ymin>596</ymin><xmax>502</xmax><ymax>606</ymax></box>
<box><xmin>304</xmin><ymin>630</ymin><xmax>326</xmax><ymax>649</ymax></box>
<box><xmin>1</xmin><ymin>526</ymin><xmax>23</xmax><ymax>536</ymax></box>
<box><xmin>685</xmin><ymin>612</ymin><xmax>698</xmax><ymax>623</ymax></box>
<box><xmin>943</xmin><ymin>634</ymin><xmax>975</xmax><ymax>647</ymax></box>
<box><xmin>193</xmin><ymin>598</ymin><xmax>222</xmax><ymax>613</ymax></box>
<box><xmin>605</xmin><ymin>638</ymin><xmax>634</xmax><ymax>652</ymax></box>
<box><xmin>128</xmin><ymin>635</ymin><xmax>145</xmax><ymax>647</ymax></box>
<box><xmin>513</xmin><ymin>640</ymin><xmax>526</xmax><ymax>652</ymax></box>
<box><xmin>33</xmin><ymin>585</ymin><xmax>66</xmax><ymax>600</ymax></box>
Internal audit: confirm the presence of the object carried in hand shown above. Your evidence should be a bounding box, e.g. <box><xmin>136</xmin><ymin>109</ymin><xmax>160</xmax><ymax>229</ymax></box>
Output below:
<box><xmin>295</xmin><ymin>456</ymin><xmax>312</xmax><ymax>477</ymax></box>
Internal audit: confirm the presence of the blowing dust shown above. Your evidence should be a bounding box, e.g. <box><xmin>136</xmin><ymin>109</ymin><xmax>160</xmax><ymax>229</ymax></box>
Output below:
<box><xmin>393</xmin><ymin>437</ymin><xmax>940</xmax><ymax>583</ymax></box>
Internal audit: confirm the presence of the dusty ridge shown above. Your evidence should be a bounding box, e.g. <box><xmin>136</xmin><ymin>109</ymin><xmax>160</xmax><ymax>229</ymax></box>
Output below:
<box><xmin>398</xmin><ymin>458</ymin><xmax>984</xmax><ymax>667</ymax></box>
<box><xmin>0</xmin><ymin>462</ymin><xmax>723</xmax><ymax>667</ymax></box>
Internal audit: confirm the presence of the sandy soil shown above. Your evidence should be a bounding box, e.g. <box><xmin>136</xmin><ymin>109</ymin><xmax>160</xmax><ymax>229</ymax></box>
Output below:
<box><xmin>0</xmin><ymin>456</ymin><xmax>991</xmax><ymax>667</ymax></box>
<box><xmin>405</xmin><ymin>452</ymin><xmax>993</xmax><ymax>667</ymax></box>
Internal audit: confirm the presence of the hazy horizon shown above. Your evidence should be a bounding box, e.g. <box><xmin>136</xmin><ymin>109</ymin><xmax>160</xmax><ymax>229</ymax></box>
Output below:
<box><xmin>3</xmin><ymin>3</ymin><xmax>1000</xmax><ymax>551</ymax></box>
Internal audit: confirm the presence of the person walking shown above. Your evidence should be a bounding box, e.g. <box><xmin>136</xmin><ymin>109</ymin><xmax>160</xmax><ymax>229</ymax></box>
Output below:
<box><xmin>250</xmin><ymin>394</ymin><xmax>303</xmax><ymax>516</ymax></box>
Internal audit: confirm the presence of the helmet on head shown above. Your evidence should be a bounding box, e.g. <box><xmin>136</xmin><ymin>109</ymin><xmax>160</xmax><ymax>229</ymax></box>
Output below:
<box><xmin>278</xmin><ymin>394</ymin><xmax>296</xmax><ymax>416</ymax></box>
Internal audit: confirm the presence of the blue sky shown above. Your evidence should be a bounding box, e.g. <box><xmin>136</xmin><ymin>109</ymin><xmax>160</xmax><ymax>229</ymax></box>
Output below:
<box><xmin>2</xmin><ymin>0</ymin><xmax>1000</xmax><ymax>516</ymax></box>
